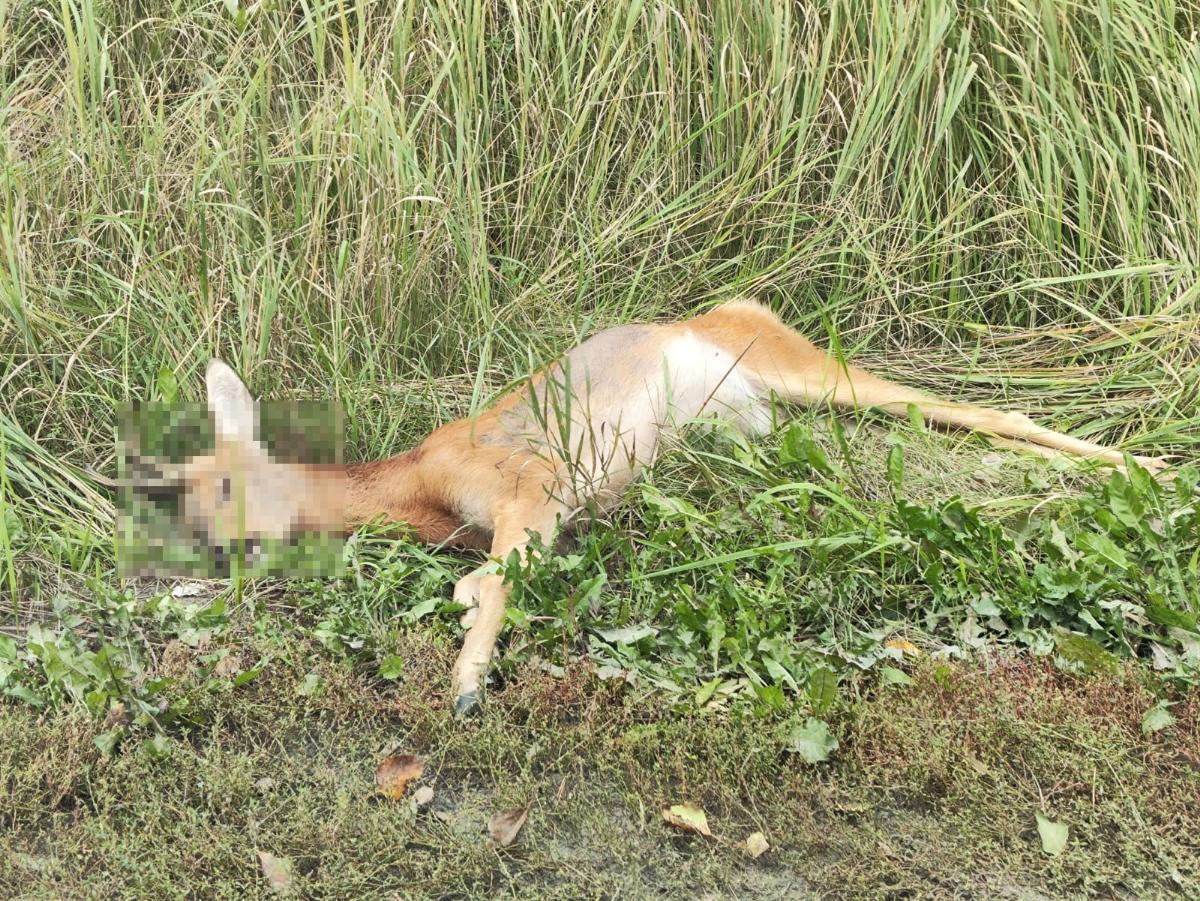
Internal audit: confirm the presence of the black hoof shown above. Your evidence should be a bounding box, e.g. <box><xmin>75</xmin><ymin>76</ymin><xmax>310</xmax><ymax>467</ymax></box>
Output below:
<box><xmin>453</xmin><ymin>691</ymin><xmax>481</xmax><ymax>719</ymax></box>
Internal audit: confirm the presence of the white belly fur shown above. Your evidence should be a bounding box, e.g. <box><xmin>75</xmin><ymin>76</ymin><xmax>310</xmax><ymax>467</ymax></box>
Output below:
<box><xmin>548</xmin><ymin>330</ymin><xmax>772</xmax><ymax>508</ymax></box>
<box><xmin>658</xmin><ymin>331</ymin><xmax>773</xmax><ymax>437</ymax></box>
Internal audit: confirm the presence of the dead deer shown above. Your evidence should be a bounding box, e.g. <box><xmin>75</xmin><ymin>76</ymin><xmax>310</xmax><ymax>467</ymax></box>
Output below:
<box><xmin>125</xmin><ymin>300</ymin><xmax>1166</xmax><ymax>715</ymax></box>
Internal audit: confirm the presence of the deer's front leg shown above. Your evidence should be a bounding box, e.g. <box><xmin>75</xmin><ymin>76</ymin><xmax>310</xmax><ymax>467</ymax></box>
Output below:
<box><xmin>451</xmin><ymin>571</ymin><xmax>510</xmax><ymax>716</ymax></box>
<box><xmin>453</xmin><ymin>562</ymin><xmax>499</xmax><ymax>628</ymax></box>
<box><xmin>451</xmin><ymin>500</ymin><xmax>563</xmax><ymax>718</ymax></box>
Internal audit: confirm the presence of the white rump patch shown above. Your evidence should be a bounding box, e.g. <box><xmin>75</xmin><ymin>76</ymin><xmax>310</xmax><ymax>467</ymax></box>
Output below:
<box><xmin>658</xmin><ymin>332</ymin><xmax>773</xmax><ymax>437</ymax></box>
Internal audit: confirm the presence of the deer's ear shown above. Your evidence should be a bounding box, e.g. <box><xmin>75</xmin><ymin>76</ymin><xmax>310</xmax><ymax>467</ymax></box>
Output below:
<box><xmin>206</xmin><ymin>359</ymin><xmax>257</xmax><ymax>441</ymax></box>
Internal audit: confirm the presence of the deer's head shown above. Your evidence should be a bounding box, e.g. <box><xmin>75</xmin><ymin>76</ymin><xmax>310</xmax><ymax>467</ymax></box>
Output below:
<box><xmin>124</xmin><ymin>360</ymin><xmax>333</xmax><ymax>564</ymax></box>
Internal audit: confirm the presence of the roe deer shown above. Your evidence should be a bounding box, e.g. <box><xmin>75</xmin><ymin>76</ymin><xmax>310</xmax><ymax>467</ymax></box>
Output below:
<box><xmin>126</xmin><ymin>300</ymin><xmax>1167</xmax><ymax>716</ymax></box>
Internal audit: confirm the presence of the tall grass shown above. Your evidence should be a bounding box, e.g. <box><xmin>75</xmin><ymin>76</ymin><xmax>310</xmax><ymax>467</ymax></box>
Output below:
<box><xmin>0</xmin><ymin>0</ymin><xmax>1197</xmax><ymax>568</ymax></box>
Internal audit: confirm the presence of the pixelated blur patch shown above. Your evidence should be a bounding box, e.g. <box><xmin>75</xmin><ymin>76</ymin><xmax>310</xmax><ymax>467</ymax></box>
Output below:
<box><xmin>116</xmin><ymin>399</ymin><xmax>344</xmax><ymax>579</ymax></box>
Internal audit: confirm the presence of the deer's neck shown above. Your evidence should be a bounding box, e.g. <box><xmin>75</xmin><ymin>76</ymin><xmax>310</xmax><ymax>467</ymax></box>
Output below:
<box><xmin>301</xmin><ymin>450</ymin><xmax>435</xmax><ymax>536</ymax></box>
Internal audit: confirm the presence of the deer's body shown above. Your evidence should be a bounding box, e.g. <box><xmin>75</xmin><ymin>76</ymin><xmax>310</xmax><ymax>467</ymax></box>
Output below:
<box><xmin>334</xmin><ymin>316</ymin><xmax>776</xmax><ymax>536</ymax></box>
<box><xmin>136</xmin><ymin>300</ymin><xmax>1165</xmax><ymax>715</ymax></box>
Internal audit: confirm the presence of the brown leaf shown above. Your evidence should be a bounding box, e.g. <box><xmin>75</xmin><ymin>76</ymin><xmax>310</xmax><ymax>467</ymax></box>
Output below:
<box><xmin>662</xmin><ymin>803</ymin><xmax>711</xmax><ymax>837</ymax></box>
<box><xmin>256</xmin><ymin>850</ymin><xmax>294</xmax><ymax>895</ymax></box>
<box><xmin>375</xmin><ymin>754</ymin><xmax>425</xmax><ymax>800</ymax></box>
<box><xmin>487</xmin><ymin>805</ymin><xmax>531</xmax><ymax>847</ymax></box>
<box><xmin>102</xmin><ymin>702</ymin><xmax>128</xmax><ymax>730</ymax></box>
<box><xmin>214</xmin><ymin>651</ymin><xmax>243</xmax><ymax>677</ymax></box>
<box><xmin>884</xmin><ymin>638</ymin><xmax>921</xmax><ymax>657</ymax></box>
<box><xmin>743</xmin><ymin>831</ymin><xmax>769</xmax><ymax>859</ymax></box>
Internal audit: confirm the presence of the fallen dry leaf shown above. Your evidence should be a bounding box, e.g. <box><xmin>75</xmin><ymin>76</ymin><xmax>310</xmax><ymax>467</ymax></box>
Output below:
<box><xmin>743</xmin><ymin>831</ymin><xmax>769</xmax><ymax>859</ymax></box>
<box><xmin>884</xmin><ymin>637</ymin><xmax>921</xmax><ymax>657</ymax></box>
<box><xmin>102</xmin><ymin>702</ymin><xmax>128</xmax><ymax>730</ymax></box>
<box><xmin>487</xmin><ymin>805</ymin><xmax>531</xmax><ymax>847</ymax></box>
<box><xmin>214</xmin><ymin>652</ymin><xmax>243</xmax><ymax>677</ymax></box>
<box><xmin>964</xmin><ymin>751</ymin><xmax>990</xmax><ymax>777</ymax></box>
<box><xmin>256</xmin><ymin>850</ymin><xmax>294</xmax><ymax>895</ymax></box>
<box><xmin>409</xmin><ymin>785</ymin><xmax>435</xmax><ymax>814</ymax></box>
<box><xmin>662</xmin><ymin>803</ymin><xmax>712</xmax><ymax>837</ymax></box>
<box><xmin>375</xmin><ymin>754</ymin><xmax>425</xmax><ymax>800</ymax></box>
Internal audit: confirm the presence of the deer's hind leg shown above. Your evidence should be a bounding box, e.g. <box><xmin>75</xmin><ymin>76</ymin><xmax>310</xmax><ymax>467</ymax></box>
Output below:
<box><xmin>692</xmin><ymin>300</ymin><xmax>1167</xmax><ymax>473</ymax></box>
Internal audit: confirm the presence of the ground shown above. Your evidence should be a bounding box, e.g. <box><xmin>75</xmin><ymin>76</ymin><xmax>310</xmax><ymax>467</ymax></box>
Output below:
<box><xmin>2</xmin><ymin>635</ymin><xmax>1197</xmax><ymax>899</ymax></box>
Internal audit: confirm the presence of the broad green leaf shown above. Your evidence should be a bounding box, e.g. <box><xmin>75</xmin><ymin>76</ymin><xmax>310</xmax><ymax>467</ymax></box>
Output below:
<box><xmin>1146</xmin><ymin>603</ymin><xmax>1198</xmax><ymax>633</ymax></box>
<box><xmin>94</xmin><ymin>729</ymin><xmax>122</xmax><ymax>756</ymax></box>
<box><xmin>970</xmin><ymin>597</ymin><xmax>1002</xmax><ymax>617</ymax></box>
<box><xmin>694</xmin><ymin>677</ymin><xmax>721</xmax><ymax>707</ymax></box>
<box><xmin>1141</xmin><ymin>702</ymin><xmax>1176</xmax><ymax>736</ymax></box>
<box><xmin>143</xmin><ymin>734</ymin><xmax>172</xmax><ymax>760</ymax></box>
<box><xmin>1035</xmin><ymin>563</ymin><xmax>1083</xmax><ymax>599</ymax></box>
<box><xmin>762</xmin><ymin>656</ymin><xmax>795</xmax><ymax>688</ymax></box>
<box><xmin>1054</xmin><ymin>633</ymin><xmax>1119</xmax><ymax>674</ymax></box>
<box><xmin>378</xmin><ymin>656</ymin><xmax>404</xmax><ymax>680</ymax></box>
<box><xmin>596</xmin><ymin>625</ymin><xmax>657</xmax><ymax>644</ymax></box>
<box><xmin>1122</xmin><ymin>454</ymin><xmax>1156</xmax><ymax>497</ymax></box>
<box><xmin>880</xmin><ymin>666</ymin><xmax>913</xmax><ymax>687</ymax></box>
<box><xmin>1047</xmin><ymin>521</ymin><xmax>1079</xmax><ymax>563</ymax></box>
<box><xmin>1105</xmin><ymin>474</ymin><xmax>1141</xmax><ymax>529</ymax></box>
<box><xmin>403</xmin><ymin>597</ymin><xmax>438</xmax><ymax>622</ymax></box>
<box><xmin>806</xmin><ymin>668</ymin><xmax>838</xmax><ymax>715</ymax></box>
<box><xmin>156</xmin><ymin>365</ymin><xmax>179</xmax><ymax>404</ymax></box>
<box><xmin>574</xmin><ymin>573</ymin><xmax>607</xmax><ymax>606</ymax></box>
<box><xmin>233</xmin><ymin>665</ymin><xmax>264</xmax><ymax>686</ymax></box>
<box><xmin>906</xmin><ymin>403</ymin><xmax>925</xmax><ymax>433</ymax></box>
<box><xmin>641</xmin><ymin>487</ymin><xmax>704</xmax><ymax>522</ymax></box>
<box><xmin>1036</xmin><ymin>812</ymin><xmax>1068</xmax><ymax>856</ymax></box>
<box><xmin>778</xmin><ymin>424</ymin><xmax>833</xmax><ymax>475</ymax></box>
<box><xmin>1075</xmin><ymin>531</ymin><xmax>1129</xmax><ymax>569</ymax></box>
<box><xmin>5</xmin><ymin>685</ymin><xmax>45</xmax><ymax>707</ymax></box>
<box><xmin>787</xmin><ymin>717</ymin><xmax>838</xmax><ymax>764</ymax></box>
<box><xmin>295</xmin><ymin>672</ymin><xmax>322</xmax><ymax>697</ymax></box>
<box><xmin>751</xmin><ymin>682</ymin><xmax>787</xmax><ymax>711</ymax></box>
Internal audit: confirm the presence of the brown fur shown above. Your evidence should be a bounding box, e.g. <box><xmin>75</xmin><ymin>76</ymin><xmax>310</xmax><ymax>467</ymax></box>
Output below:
<box><xmin>141</xmin><ymin>301</ymin><xmax>1168</xmax><ymax>711</ymax></box>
